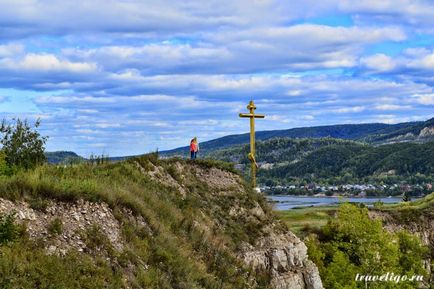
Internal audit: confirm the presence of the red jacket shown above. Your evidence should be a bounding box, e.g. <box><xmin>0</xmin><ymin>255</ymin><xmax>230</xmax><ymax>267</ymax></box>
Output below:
<box><xmin>190</xmin><ymin>142</ymin><xmax>197</xmax><ymax>152</ymax></box>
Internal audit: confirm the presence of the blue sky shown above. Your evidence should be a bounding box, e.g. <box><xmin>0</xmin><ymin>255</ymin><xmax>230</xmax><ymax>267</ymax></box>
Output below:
<box><xmin>0</xmin><ymin>0</ymin><xmax>434</xmax><ymax>156</ymax></box>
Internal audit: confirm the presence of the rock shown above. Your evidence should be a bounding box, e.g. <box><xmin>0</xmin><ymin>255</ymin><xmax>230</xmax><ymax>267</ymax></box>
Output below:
<box><xmin>239</xmin><ymin>232</ymin><xmax>323</xmax><ymax>289</ymax></box>
<box><xmin>419</xmin><ymin>126</ymin><xmax>434</xmax><ymax>138</ymax></box>
<box><xmin>0</xmin><ymin>197</ymin><xmax>126</xmax><ymax>256</ymax></box>
<box><xmin>47</xmin><ymin>245</ymin><xmax>57</xmax><ymax>255</ymax></box>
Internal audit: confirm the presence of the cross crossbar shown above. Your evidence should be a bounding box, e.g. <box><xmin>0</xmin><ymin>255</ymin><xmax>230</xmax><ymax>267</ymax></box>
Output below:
<box><xmin>239</xmin><ymin>113</ymin><xmax>265</xmax><ymax>118</ymax></box>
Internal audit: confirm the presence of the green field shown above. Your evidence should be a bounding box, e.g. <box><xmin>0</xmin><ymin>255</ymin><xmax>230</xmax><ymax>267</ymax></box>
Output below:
<box><xmin>277</xmin><ymin>205</ymin><xmax>337</xmax><ymax>237</ymax></box>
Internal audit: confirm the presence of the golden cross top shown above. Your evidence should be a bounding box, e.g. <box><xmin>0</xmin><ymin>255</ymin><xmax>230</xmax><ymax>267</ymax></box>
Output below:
<box><xmin>239</xmin><ymin>100</ymin><xmax>265</xmax><ymax>188</ymax></box>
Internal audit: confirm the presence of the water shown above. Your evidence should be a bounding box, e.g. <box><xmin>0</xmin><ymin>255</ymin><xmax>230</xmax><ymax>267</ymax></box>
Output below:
<box><xmin>268</xmin><ymin>195</ymin><xmax>404</xmax><ymax>210</ymax></box>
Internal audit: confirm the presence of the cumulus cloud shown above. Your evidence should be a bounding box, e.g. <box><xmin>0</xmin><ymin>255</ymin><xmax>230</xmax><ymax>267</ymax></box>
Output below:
<box><xmin>0</xmin><ymin>0</ymin><xmax>337</xmax><ymax>39</ymax></box>
<box><xmin>0</xmin><ymin>43</ymin><xmax>24</xmax><ymax>57</ymax></box>
<box><xmin>1</xmin><ymin>53</ymin><xmax>98</xmax><ymax>73</ymax></box>
<box><xmin>338</xmin><ymin>0</ymin><xmax>434</xmax><ymax>30</ymax></box>
<box><xmin>58</xmin><ymin>25</ymin><xmax>406</xmax><ymax>74</ymax></box>
<box><xmin>360</xmin><ymin>54</ymin><xmax>396</xmax><ymax>72</ymax></box>
<box><xmin>358</xmin><ymin>48</ymin><xmax>434</xmax><ymax>79</ymax></box>
<box><xmin>412</xmin><ymin>93</ymin><xmax>434</xmax><ymax>105</ymax></box>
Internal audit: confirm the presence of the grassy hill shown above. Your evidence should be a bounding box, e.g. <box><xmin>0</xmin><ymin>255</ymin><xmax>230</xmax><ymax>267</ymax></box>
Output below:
<box><xmin>0</xmin><ymin>155</ymin><xmax>323</xmax><ymax>289</ymax></box>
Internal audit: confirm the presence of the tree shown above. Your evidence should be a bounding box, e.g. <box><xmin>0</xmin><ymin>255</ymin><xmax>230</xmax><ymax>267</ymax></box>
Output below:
<box><xmin>306</xmin><ymin>203</ymin><xmax>428</xmax><ymax>289</ymax></box>
<box><xmin>0</xmin><ymin>118</ymin><xmax>48</xmax><ymax>170</ymax></box>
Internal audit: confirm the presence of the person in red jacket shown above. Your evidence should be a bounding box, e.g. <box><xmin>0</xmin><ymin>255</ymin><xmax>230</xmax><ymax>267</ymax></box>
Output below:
<box><xmin>190</xmin><ymin>137</ymin><xmax>199</xmax><ymax>160</ymax></box>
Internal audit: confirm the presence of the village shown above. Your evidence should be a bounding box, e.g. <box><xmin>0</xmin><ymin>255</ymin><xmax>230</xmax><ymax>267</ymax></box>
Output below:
<box><xmin>261</xmin><ymin>182</ymin><xmax>433</xmax><ymax>197</ymax></box>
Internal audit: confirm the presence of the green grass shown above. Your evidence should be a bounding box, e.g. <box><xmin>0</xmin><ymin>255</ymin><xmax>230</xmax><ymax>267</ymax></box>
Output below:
<box><xmin>277</xmin><ymin>205</ymin><xmax>337</xmax><ymax>238</ymax></box>
<box><xmin>385</xmin><ymin>192</ymin><xmax>434</xmax><ymax>210</ymax></box>
<box><xmin>0</xmin><ymin>154</ymin><xmax>276</xmax><ymax>289</ymax></box>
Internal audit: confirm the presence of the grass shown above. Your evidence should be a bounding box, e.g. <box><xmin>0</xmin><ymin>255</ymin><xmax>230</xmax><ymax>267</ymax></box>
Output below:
<box><xmin>277</xmin><ymin>205</ymin><xmax>337</xmax><ymax>238</ymax></box>
<box><xmin>0</xmin><ymin>154</ymin><xmax>276</xmax><ymax>289</ymax></box>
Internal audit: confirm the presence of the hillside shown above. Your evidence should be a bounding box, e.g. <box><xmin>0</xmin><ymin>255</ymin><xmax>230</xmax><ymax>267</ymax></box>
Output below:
<box><xmin>197</xmin><ymin>137</ymin><xmax>434</xmax><ymax>189</ymax></box>
<box><xmin>258</xmin><ymin>140</ymin><xmax>434</xmax><ymax>184</ymax></box>
<box><xmin>0</xmin><ymin>155</ymin><xmax>323</xmax><ymax>289</ymax></box>
<box><xmin>161</xmin><ymin>118</ymin><xmax>434</xmax><ymax>157</ymax></box>
<box><xmin>365</xmin><ymin>117</ymin><xmax>434</xmax><ymax>143</ymax></box>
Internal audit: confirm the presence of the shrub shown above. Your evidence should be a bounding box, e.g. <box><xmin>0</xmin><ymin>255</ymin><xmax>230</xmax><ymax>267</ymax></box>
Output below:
<box><xmin>48</xmin><ymin>218</ymin><xmax>63</xmax><ymax>236</ymax></box>
<box><xmin>0</xmin><ymin>213</ymin><xmax>21</xmax><ymax>245</ymax></box>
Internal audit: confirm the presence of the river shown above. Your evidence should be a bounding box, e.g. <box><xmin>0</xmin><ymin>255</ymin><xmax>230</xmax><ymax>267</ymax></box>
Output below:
<box><xmin>268</xmin><ymin>195</ymin><xmax>404</xmax><ymax>210</ymax></box>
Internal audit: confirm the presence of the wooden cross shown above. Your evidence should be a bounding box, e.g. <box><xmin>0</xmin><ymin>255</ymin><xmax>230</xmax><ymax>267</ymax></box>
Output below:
<box><xmin>239</xmin><ymin>100</ymin><xmax>265</xmax><ymax>188</ymax></box>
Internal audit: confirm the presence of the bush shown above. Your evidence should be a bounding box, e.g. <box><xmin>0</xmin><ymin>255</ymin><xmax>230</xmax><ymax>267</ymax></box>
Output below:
<box><xmin>0</xmin><ymin>213</ymin><xmax>21</xmax><ymax>245</ymax></box>
<box><xmin>48</xmin><ymin>218</ymin><xmax>63</xmax><ymax>236</ymax></box>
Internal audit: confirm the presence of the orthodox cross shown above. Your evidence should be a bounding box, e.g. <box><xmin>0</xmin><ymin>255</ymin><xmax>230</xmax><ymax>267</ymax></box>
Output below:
<box><xmin>239</xmin><ymin>100</ymin><xmax>265</xmax><ymax>188</ymax></box>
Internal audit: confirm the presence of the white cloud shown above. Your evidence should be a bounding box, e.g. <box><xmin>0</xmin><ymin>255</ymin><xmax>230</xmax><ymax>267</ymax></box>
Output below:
<box><xmin>339</xmin><ymin>0</ymin><xmax>434</xmax><ymax>29</ymax></box>
<box><xmin>374</xmin><ymin>104</ymin><xmax>412</xmax><ymax>110</ymax></box>
<box><xmin>360</xmin><ymin>54</ymin><xmax>396</xmax><ymax>72</ymax></box>
<box><xmin>332</xmin><ymin>106</ymin><xmax>366</xmax><ymax>113</ymax></box>
<box><xmin>1</xmin><ymin>53</ymin><xmax>98</xmax><ymax>73</ymax></box>
<box><xmin>0</xmin><ymin>44</ymin><xmax>24</xmax><ymax>57</ymax></box>
<box><xmin>412</xmin><ymin>93</ymin><xmax>434</xmax><ymax>105</ymax></box>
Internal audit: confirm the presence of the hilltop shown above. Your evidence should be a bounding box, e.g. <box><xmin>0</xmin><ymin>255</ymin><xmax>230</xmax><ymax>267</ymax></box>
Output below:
<box><xmin>0</xmin><ymin>155</ymin><xmax>323</xmax><ymax>289</ymax></box>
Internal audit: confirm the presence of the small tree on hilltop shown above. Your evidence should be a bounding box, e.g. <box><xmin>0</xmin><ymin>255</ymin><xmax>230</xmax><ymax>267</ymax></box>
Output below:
<box><xmin>0</xmin><ymin>118</ymin><xmax>48</xmax><ymax>170</ymax></box>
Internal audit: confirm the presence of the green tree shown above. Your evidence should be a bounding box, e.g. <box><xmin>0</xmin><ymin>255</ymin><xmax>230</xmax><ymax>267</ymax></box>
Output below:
<box><xmin>307</xmin><ymin>203</ymin><xmax>428</xmax><ymax>289</ymax></box>
<box><xmin>0</xmin><ymin>118</ymin><xmax>48</xmax><ymax>170</ymax></box>
<box><xmin>0</xmin><ymin>150</ymin><xmax>10</xmax><ymax>175</ymax></box>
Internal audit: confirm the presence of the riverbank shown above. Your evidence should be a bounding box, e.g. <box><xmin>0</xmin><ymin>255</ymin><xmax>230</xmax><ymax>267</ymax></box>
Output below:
<box><xmin>268</xmin><ymin>195</ymin><xmax>405</xmax><ymax>210</ymax></box>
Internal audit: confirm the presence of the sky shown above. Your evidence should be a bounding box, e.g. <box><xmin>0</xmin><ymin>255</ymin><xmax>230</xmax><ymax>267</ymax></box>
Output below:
<box><xmin>1</xmin><ymin>0</ymin><xmax>434</xmax><ymax>156</ymax></box>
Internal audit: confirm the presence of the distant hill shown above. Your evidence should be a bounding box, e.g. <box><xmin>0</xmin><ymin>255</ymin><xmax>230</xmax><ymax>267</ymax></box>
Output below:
<box><xmin>45</xmin><ymin>151</ymin><xmax>84</xmax><ymax>164</ymax></box>
<box><xmin>364</xmin><ymin>117</ymin><xmax>434</xmax><ymax>143</ymax></box>
<box><xmin>162</xmin><ymin>118</ymin><xmax>434</xmax><ymax>157</ymax></box>
<box><xmin>45</xmin><ymin>152</ymin><xmax>146</xmax><ymax>164</ymax></box>
<box><xmin>258</xmin><ymin>140</ymin><xmax>434</xmax><ymax>183</ymax></box>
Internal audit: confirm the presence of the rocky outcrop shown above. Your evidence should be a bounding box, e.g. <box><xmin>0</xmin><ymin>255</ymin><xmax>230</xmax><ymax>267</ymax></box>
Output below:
<box><xmin>419</xmin><ymin>126</ymin><xmax>434</xmax><ymax>138</ymax></box>
<box><xmin>184</xmin><ymin>162</ymin><xmax>323</xmax><ymax>289</ymax></box>
<box><xmin>239</xmin><ymin>232</ymin><xmax>323</xmax><ymax>289</ymax></box>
